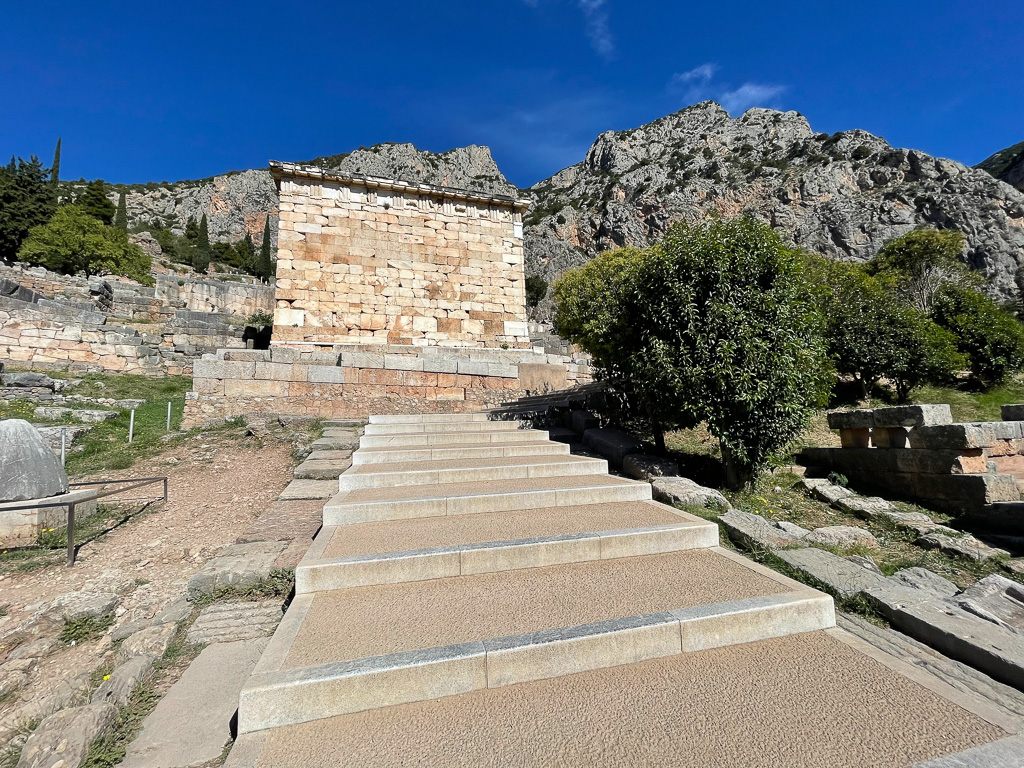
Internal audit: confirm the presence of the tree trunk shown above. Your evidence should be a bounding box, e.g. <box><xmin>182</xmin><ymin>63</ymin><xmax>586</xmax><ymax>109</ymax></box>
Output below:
<box><xmin>720</xmin><ymin>444</ymin><xmax>753</xmax><ymax>491</ymax></box>
<box><xmin>652</xmin><ymin>419</ymin><xmax>666</xmax><ymax>454</ymax></box>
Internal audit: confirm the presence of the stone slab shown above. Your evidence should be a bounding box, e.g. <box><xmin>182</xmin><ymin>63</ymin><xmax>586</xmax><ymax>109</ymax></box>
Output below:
<box><xmin>827</xmin><ymin>404</ymin><xmax>953</xmax><ymax>430</ymax></box>
<box><xmin>16</xmin><ymin>703</ymin><xmax>117</xmax><ymax>768</ymax></box>
<box><xmin>187</xmin><ymin>540</ymin><xmax>289</xmax><ymax>598</ymax></box>
<box><xmin>776</xmin><ymin>547</ymin><xmax>890</xmax><ymax>599</ymax></box>
<box><xmin>187</xmin><ymin>600</ymin><xmax>284</xmax><ymax>645</ymax></box>
<box><xmin>293</xmin><ymin>457</ymin><xmax>351</xmax><ymax>480</ymax></box>
<box><xmin>719</xmin><ymin>509</ymin><xmax>806</xmax><ymax>551</ymax></box>
<box><xmin>278</xmin><ymin>479</ymin><xmax>338</xmax><ymax>500</ymax></box>
<box><xmin>121</xmin><ymin>638</ymin><xmax>269</xmax><ymax>768</ymax></box>
<box><xmin>650</xmin><ymin>477</ymin><xmax>731</xmax><ymax>510</ymax></box>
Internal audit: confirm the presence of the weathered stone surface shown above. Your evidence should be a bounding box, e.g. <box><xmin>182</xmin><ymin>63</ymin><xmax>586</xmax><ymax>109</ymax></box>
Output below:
<box><xmin>953</xmin><ymin>574</ymin><xmax>1024</xmax><ymax>631</ymax></box>
<box><xmin>621</xmin><ymin>454</ymin><xmax>680</xmax><ymax>481</ymax></box>
<box><xmin>16</xmin><ymin>703</ymin><xmax>117</xmax><ymax>768</ymax></box>
<box><xmin>186</xmin><ymin>540</ymin><xmax>288</xmax><ymax>598</ymax></box>
<box><xmin>1001</xmin><ymin>404</ymin><xmax>1024</xmax><ymax>421</ymax></box>
<box><xmin>121</xmin><ymin>639</ymin><xmax>268</xmax><ymax>768</ymax></box>
<box><xmin>845</xmin><ymin>555</ymin><xmax>882</xmax><ymax>575</ymax></box>
<box><xmin>293</xmin><ymin>456</ymin><xmax>351</xmax><ymax>480</ymax></box>
<box><xmin>804</xmin><ymin>525</ymin><xmax>877</xmax><ymax>549</ymax></box>
<box><xmin>2</xmin><ymin>372</ymin><xmax>56</xmax><ymax>390</ymax></box>
<box><xmin>91</xmin><ymin>653</ymin><xmax>156</xmax><ymax>707</ymax></box>
<box><xmin>650</xmin><ymin>477</ymin><xmax>730</xmax><ymax>510</ymax></box>
<box><xmin>153</xmin><ymin>596</ymin><xmax>192</xmax><ymax>625</ymax></box>
<box><xmin>8</xmin><ymin>636</ymin><xmax>58</xmax><ymax>661</ymax></box>
<box><xmin>117</xmin><ymin>623</ymin><xmax>176</xmax><ymax>662</ymax></box>
<box><xmin>49</xmin><ymin>591</ymin><xmax>118</xmax><ymax>622</ymax></box>
<box><xmin>835</xmin><ymin>496</ymin><xmax>893</xmax><ymax>518</ymax></box>
<box><xmin>278</xmin><ymin>479</ymin><xmax>338</xmax><ymax>500</ymax></box>
<box><xmin>582</xmin><ymin>427</ymin><xmax>644</xmax><ymax>468</ymax></box>
<box><xmin>917</xmin><ymin>533</ymin><xmax>1011</xmax><ymax>562</ymax></box>
<box><xmin>809</xmin><ymin>482</ymin><xmax>855</xmax><ymax>505</ymax></box>
<box><xmin>890</xmin><ymin>567</ymin><xmax>959</xmax><ymax>599</ymax></box>
<box><xmin>776</xmin><ymin>547</ymin><xmax>889</xmax><ymax>598</ymax></box>
<box><xmin>0</xmin><ymin>419</ymin><xmax>68</xmax><ymax>502</ymax></box>
<box><xmin>185</xmin><ymin>600</ymin><xmax>283</xmax><ymax>645</ymax></box>
<box><xmin>909</xmin><ymin>421</ymin><xmax>1024</xmax><ymax>450</ymax></box>
<box><xmin>826</xmin><ymin>404</ymin><xmax>952</xmax><ymax>430</ymax></box>
<box><xmin>719</xmin><ymin>509</ymin><xmax>805</xmax><ymax>550</ymax></box>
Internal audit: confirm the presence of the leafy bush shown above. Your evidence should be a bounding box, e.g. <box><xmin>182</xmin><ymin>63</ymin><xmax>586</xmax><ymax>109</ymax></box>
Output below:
<box><xmin>246</xmin><ymin>310</ymin><xmax>274</xmax><ymax>328</ymax></box>
<box><xmin>18</xmin><ymin>205</ymin><xmax>151</xmax><ymax>282</ymax></box>
<box><xmin>869</xmin><ymin>229</ymin><xmax>979</xmax><ymax>313</ymax></box>
<box><xmin>525</xmin><ymin>275</ymin><xmax>548</xmax><ymax>308</ymax></box>
<box><xmin>555</xmin><ymin>218</ymin><xmax>832</xmax><ymax>488</ymax></box>
<box><xmin>932</xmin><ymin>285</ymin><xmax>1024</xmax><ymax>387</ymax></box>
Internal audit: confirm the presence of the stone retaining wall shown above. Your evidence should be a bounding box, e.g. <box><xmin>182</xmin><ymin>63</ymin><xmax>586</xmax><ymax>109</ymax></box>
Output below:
<box><xmin>182</xmin><ymin>345</ymin><xmax>591</xmax><ymax>426</ymax></box>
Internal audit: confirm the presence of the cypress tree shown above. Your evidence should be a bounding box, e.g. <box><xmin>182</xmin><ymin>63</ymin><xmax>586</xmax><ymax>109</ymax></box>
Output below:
<box><xmin>51</xmin><ymin>138</ymin><xmax>61</xmax><ymax>184</ymax></box>
<box><xmin>193</xmin><ymin>214</ymin><xmax>211</xmax><ymax>273</ymax></box>
<box><xmin>113</xmin><ymin>191</ymin><xmax>128</xmax><ymax>231</ymax></box>
<box><xmin>0</xmin><ymin>156</ymin><xmax>57</xmax><ymax>262</ymax></box>
<box><xmin>256</xmin><ymin>218</ymin><xmax>274</xmax><ymax>282</ymax></box>
<box><xmin>78</xmin><ymin>179</ymin><xmax>116</xmax><ymax>224</ymax></box>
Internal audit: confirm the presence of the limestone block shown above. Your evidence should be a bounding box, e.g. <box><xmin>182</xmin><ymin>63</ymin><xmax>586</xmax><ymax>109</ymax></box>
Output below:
<box><xmin>719</xmin><ymin>509</ymin><xmax>805</xmax><ymax>550</ymax></box>
<box><xmin>275</xmin><ymin>307</ymin><xmax>305</xmax><ymax>327</ymax></box>
<box><xmin>16</xmin><ymin>703</ymin><xmax>118</xmax><ymax>768</ymax></box>
<box><xmin>803</xmin><ymin>525</ymin><xmax>877</xmax><ymax>549</ymax></box>
<box><xmin>909</xmin><ymin>422</ymin><xmax>1024</xmax><ymax>450</ymax></box>
<box><xmin>622</xmin><ymin>454</ymin><xmax>680</xmax><ymax>481</ymax></box>
<box><xmin>827</xmin><ymin>404</ymin><xmax>952</xmax><ymax>430</ymax></box>
<box><xmin>0</xmin><ymin>419</ymin><xmax>68</xmax><ymax>502</ymax></box>
<box><xmin>117</xmin><ymin>624</ymin><xmax>177</xmax><ymax>662</ymax></box>
<box><xmin>1001</xmin><ymin>404</ymin><xmax>1024</xmax><ymax>421</ymax></box>
<box><xmin>839</xmin><ymin>428</ymin><xmax>870</xmax><ymax>448</ymax></box>
<box><xmin>255</xmin><ymin>362</ymin><xmax>302</xmax><ymax>382</ymax></box>
<box><xmin>777</xmin><ymin>547</ymin><xmax>890</xmax><ymax>599</ymax></box>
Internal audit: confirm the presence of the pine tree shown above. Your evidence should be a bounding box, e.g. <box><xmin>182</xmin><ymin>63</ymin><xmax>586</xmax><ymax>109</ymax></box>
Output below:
<box><xmin>236</xmin><ymin>233</ymin><xmax>255</xmax><ymax>273</ymax></box>
<box><xmin>0</xmin><ymin>156</ymin><xmax>57</xmax><ymax>262</ymax></box>
<box><xmin>51</xmin><ymin>138</ymin><xmax>61</xmax><ymax>184</ymax></box>
<box><xmin>255</xmin><ymin>218</ymin><xmax>275</xmax><ymax>282</ymax></box>
<box><xmin>193</xmin><ymin>214</ymin><xmax>211</xmax><ymax>273</ymax></box>
<box><xmin>77</xmin><ymin>179</ymin><xmax>116</xmax><ymax>225</ymax></box>
<box><xmin>113</xmin><ymin>191</ymin><xmax>128</xmax><ymax>231</ymax></box>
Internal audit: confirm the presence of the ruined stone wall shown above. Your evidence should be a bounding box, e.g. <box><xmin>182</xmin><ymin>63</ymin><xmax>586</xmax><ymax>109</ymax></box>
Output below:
<box><xmin>270</xmin><ymin>163</ymin><xmax>531</xmax><ymax>349</ymax></box>
<box><xmin>153</xmin><ymin>274</ymin><xmax>274</xmax><ymax>318</ymax></box>
<box><xmin>182</xmin><ymin>345</ymin><xmax>591</xmax><ymax>426</ymax></box>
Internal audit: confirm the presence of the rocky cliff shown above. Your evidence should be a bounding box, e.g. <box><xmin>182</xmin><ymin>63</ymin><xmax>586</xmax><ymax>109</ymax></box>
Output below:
<box><xmin>525</xmin><ymin>102</ymin><xmax>1024</xmax><ymax>300</ymax></box>
<box><xmin>113</xmin><ymin>144</ymin><xmax>517</xmax><ymax>248</ymax></box>
<box><xmin>978</xmin><ymin>140</ymin><xmax>1024</xmax><ymax>192</ymax></box>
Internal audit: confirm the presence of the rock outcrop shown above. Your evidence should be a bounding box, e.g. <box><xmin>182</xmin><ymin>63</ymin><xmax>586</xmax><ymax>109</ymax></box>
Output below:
<box><xmin>525</xmin><ymin>102</ymin><xmax>1024</xmax><ymax>301</ymax></box>
<box><xmin>978</xmin><ymin>140</ymin><xmax>1024</xmax><ymax>192</ymax></box>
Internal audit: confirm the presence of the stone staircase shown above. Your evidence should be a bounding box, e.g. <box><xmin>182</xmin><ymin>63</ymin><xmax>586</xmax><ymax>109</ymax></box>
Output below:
<box><xmin>234</xmin><ymin>413</ymin><xmax>834</xmax><ymax>735</ymax></box>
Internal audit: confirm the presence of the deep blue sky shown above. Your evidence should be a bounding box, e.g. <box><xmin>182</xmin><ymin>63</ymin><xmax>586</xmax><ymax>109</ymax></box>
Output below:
<box><xmin>2</xmin><ymin>1</ymin><xmax>1021</xmax><ymax>188</ymax></box>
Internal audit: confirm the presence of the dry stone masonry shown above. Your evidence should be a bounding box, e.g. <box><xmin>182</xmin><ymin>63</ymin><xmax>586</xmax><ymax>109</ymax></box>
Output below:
<box><xmin>270</xmin><ymin>162</ymin><xmax>531</xmax><ymax>348</ymax></box>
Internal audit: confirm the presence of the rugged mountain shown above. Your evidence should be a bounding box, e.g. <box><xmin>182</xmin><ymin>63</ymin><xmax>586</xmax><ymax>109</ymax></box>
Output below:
<box><xmin>112</xmin><ymin>143</ymin><xmax>517</xmax><ymax>247</ymax></box>
<box><xmin>977</xmin><ymin>140</ymin><xmax>1024</xmax><ymax>191</ymax></box>
<box><xmin>525</xmin><ymin>102</ymin><xmax>1024</xmax><ymax>300</ymax></box>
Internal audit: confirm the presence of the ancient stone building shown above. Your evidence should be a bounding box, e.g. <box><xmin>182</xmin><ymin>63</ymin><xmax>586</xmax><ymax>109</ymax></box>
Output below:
<box><xmin>269</xmin><ymin>161</ymin><xmax>531</xmax><ymax>349</ymax></box>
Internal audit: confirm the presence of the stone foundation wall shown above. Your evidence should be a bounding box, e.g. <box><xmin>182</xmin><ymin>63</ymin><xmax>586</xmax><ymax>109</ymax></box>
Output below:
<box><xmin>270</xmin><ymin>162</ymin><xmax>531</xmax><ymax>349</ymax></box>
<box><xmin>182</xmin><ymin>345</ymin><xmax>591</xmax><ymax>426</ymax></box>
<box><xmin>154</xmin><ymin>274</ymin><xmax>274</xmax><ymax>318</ymax></box>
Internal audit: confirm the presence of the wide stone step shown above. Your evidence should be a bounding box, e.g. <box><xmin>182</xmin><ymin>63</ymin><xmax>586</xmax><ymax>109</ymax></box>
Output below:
<box><xmin>324</xmin><ymin>474</ymin><xmax>652</xmax><ymax>525</ymax></box>
<box><xmin>351</xmin><ymin>441</ymin><xmax>569</xmax><ymax>465</ymax></box>
<box><xmin>298</xmin><ymin>500</ymin><xmax>717</xmax><ymax>592</ymax></box>
<box><xmin>337</xmin><ymin>455</ymin><xmax>609</xmax><ymax>490</ymax></box>
<box><xmin>368</xmin><ymin>413</ymin><xmax>491</xmax><ymax>424</ymax></box>
<box><xmin>360</xmin><ymin>429</ymin><xmax>548</xmax><ymax>448</ymax></box>
<box><xmin>239</xmin><ymin>548</ymin><xmax>832</xmax><ymax>733</ymax></box>
<box><xmin>363</xmin><ymin>421</ymin><xmax>525</xmax><ymax>436</ymax></box>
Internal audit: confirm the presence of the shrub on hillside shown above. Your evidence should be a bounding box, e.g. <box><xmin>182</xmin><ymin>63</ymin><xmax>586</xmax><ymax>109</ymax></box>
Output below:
<box><xmin>933</xmin><ymin>285</ymin><xmax>1024</xmax><ymax>388</ymax></box>
<box><xmin>555</xmin><ymin>218</ymin><xmax>832</xmax><ymax>488</ymax></box>
<box><xmin>869</xmin><ymin>228</ymin><xmax>980</xmax><ymax>313</ymax></box>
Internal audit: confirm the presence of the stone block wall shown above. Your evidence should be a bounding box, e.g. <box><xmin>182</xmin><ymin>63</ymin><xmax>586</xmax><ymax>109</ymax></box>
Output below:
<box><xmin>800</xmin><ymin>405</ymin><xmax>1023</xmax><ymax>514</ymax></box>
<box><xmin>154</xmin><ymin>274</ymin><xmax>274</xmax><ymax>318</ymax></box>
<box><xmin>182</xmin><ymin>345</ymin><xmax>591</xmax><ymax>426</ymax></box>
<box><xmin>269</xmin><ymin>162</ymin><xmax>531</xmax><ymax>349</ymax></box>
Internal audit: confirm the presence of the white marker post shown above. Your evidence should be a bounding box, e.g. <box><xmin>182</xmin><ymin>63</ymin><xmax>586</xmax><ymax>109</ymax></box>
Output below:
<box><xmin>61</xmin><ymin>427</ymin><xmax>66</xmax><ymax>467</ymax></box>
<box><xmin>166</xmin><ymin>401</ymin><xmax>171</xmax><ymax>432</ymax></box>
<box><xmin>128</xmin><ymin>409</ymin><xmax>135</xmax><ymax>444</ymax></box>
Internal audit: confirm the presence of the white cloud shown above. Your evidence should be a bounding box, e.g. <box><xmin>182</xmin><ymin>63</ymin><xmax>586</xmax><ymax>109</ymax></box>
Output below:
<box><xmin>719</xmin><ymin>83</ymin><xmax>786</xmax><ymax>114</ymax></box>
<box><xmin>672</xmin><ymin>63</ymin><xmax>718</xmax><ymax>85</ymax></box>
<box><xmin>577</xmin><ymin>0</ymin><xmax>614</xmax><ymax>59</ymax></box>
<box><xmin>669</xmin><ymin>65</ymin><xmax>785</xmax><ymax>115</ymax></box>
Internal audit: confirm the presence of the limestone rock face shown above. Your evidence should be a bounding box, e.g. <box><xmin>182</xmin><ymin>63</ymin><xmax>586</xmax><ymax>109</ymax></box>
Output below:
<box><xmin>525</xmin><ymin>101</ymin><xmax>1024</xmax><ymax>302</ymax></box>
<box><xmin>977</xmin><ymin>140</ymin><xmax>1024</xmax><ymax>192</ymax></box>
<box><xmin>0</xmin><ymin>419</ymin><xmax>68</xmax><ymax>502</ymax></box>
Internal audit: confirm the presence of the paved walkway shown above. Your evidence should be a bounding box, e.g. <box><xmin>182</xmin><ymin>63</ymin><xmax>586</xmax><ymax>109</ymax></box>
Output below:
<box><xmin>227</xmin><ymin>413</ymin><xmax>1022</xmax><ymax>768</ymax></box>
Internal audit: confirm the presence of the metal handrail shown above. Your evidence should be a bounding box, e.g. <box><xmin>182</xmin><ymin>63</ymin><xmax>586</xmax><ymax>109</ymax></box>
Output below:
<box><xmin>2</xmin><ymin>476</ymin><xmax>168</xmax><ymax>567</ymax></box>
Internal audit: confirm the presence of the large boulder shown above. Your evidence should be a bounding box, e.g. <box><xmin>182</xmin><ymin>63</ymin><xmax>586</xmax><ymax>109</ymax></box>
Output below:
<box><xmin>0</xmin><ymin>419</ymin><xmax>68</xmax><ymax>502</ymax></box>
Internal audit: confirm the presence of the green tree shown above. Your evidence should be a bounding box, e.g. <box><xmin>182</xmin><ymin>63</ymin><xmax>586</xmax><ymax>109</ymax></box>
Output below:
<box><xmin>193</xmin><ymin>214</ymin><xmax>211</xmax><ymax>274</ymax></box>
<box><xmin>811</xmin><ymin>257</ymin><xmax>963</xmax><ymax>401</ymax></box>
<box><xmin>17</xmin><ymin>205</ymin><xmax>151</xmax><ymax>281</ymax></box>
<box><xmin>556</xmin><ymin>217</ymin><xmax>832</xmax><ymax>488</ymax></box>
<box><xmin>932</xmin><ymin>285</ymin><xmax>1024</xmax><ymax>388</ymax></box>
<box><xmin>235</xmin><ymin>233</ymin><xmax>255</xmax><ymax>273</ymax></box>
<box><xmin>51</xmin><ymin>138</ymin><xmax>61</xmax><ymax>185</ymax></box>
<box><xmin>525</xmin><ymin>275</ymin><xmax>548</xmax><ymax>308</ymax></box>
<box><xmin>184</xmin><ymin>216</ymin><xmax>200</xmax><ymax>243</ymax></box>
<box><xmin>869</xmin><ymin>228</ymin><xmax>980</xmax><ymax>313</ymax></box>
<box><xmin>77</xmin><ymin>179</ymin><xmax>116</xmax><ymax>225</ymax></box>
<box><xmin>0</xmin><ymin>156</ymin><xmax>56</xmax><ymax>262</ymax></box>
<box><xmin>253</xmin><ymin>218</ymin><xmax>275</xmax><ymax>282</ymax></box>
<box><xmin>113</xmin><ymin>191</ymin><xmax>128</xmax><ymax>231</ymax></box>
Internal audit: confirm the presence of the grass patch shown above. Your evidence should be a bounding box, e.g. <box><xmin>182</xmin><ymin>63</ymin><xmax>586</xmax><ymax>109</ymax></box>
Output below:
<box><xmin>0</xmin><ymin>399</ymin><xmax>39</xmax><ymax>421</ymax></box>
<box><xmin>191</xmin><ymin>568</ymin><xmax>296</xmax><ymax>610</ymax></box>
<box><xmin>911</xmin><ymin>380</ymin><xmax>1024</xmax><ymax>423</ymax></box>
<box><xmin>60</xmin><ymin>613</ymin><xmax>115</xmax><ymax>644</ymax></box>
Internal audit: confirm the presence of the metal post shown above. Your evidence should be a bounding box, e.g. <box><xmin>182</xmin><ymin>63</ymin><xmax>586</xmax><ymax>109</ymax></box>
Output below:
<box><xmin>60</xmin><ymin>428</ymin><xmax>66</xmax><ymax>467</ymax></box>
<box><xmin>163</xmin><ymin>477</ymin><xmax>168</xmax><ymax>502</ymax></box>
<box><xmin>166</xmin><ymin>401</ymin><xmax>171</xmax><ymax>432</ymax></box>
<box><xmin>129</xmin><ymin>409</ymin><xmax>135</xmax><ymax>444</ymax></box>
<box><xmin>66</xmin><ymin>502</ymin><xmax>76</xmax><ymax>567</ymax></box>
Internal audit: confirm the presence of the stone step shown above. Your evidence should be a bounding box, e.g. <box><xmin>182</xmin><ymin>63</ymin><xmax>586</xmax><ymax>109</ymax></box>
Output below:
<box><xmin>360</xmin><ymin>429</ymin><xmax>548</xmax><ymax>448</ymax></box>
<box><xmin>337</xmin><ymin>455</ymin><xmax>609</xmax><ymax>490</ymax></box>
<box><xmin>368</xmin><ymin>413</ymin><xmax>491</xmax><ymax>424</ymax></box>
<box><xmin>293</xmin><ymin>458</ymin><xmax>352</xmax><ymax>481</ymax></box>
<box><xmin>238</xmin><ymin>548</ymin><xmax>832</xmax><ymax>733</ymax></box>
<box><xmin>351</xmin><ymin>441</ymin><xmax>569</xmax><ymax>465</ymax></box>
<box><xmin>363</xmin><ymin>421</ymin><xmax>525</xmax><ymax>436</ymax></box>
<box><xmin>323</xmin><ymin>475</ymin><xmax>652</xmax><ymax>525</ymax></box>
